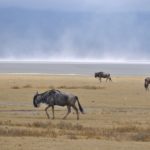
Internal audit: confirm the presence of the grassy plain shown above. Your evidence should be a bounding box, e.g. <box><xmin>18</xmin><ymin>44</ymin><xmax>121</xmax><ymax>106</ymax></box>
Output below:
<box><xmin>0</xmin><ymin>75</ymin><xmax>150</xmax><ymax>150</ymax></box>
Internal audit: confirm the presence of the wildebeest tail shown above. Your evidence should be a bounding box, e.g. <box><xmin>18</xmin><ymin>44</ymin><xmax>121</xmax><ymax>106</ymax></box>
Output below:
<box><xmin>75</xmin><ymin>96</ymin><xmax>84</xmax><ymax>114</ymax></box>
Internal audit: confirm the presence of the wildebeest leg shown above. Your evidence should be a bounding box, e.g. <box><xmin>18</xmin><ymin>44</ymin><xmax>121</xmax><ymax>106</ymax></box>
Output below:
<box><xmin>106</xmin><ymin>78</ymin><xmax>108</xmax><ymax>82</ymax></box>
<box><xmin>52</xmin><ymin>106</ymin><xmax>55</xmax><ymax>119</ymax></box>
<box><xmin>45</xmin><ymin>105</ymin><xmax>51</xmax><ymax>119</ymax></box>
<box><xmin>63</xmin><ymin>106</ymin><xmax>71</xmax><ymax>119</ymax></box>
<box><xmin>145</xmin><ymin>82</ymin><xmax>149</xmax><ymax>91</ymax></box>
<box><xmin>99</xmin><ymin>77</ymin><xmax>101</xmax><ymax>82</ymax></box>
<box><xmin>72</xmin><ymin>105</ymin><xmax>79</xmax><ymax>120</ymax></box>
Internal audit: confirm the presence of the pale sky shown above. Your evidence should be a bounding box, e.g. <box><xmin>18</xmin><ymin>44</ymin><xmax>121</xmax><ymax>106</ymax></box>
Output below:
<box><xmin>0</xmin><ymin>0</ymin><xmax>150</xmax><ymax>62</ymax></box>
<box><xmin>0</xmin><ymin>0</ymin><xmax>150</xmax><ymax>12</ymax></box>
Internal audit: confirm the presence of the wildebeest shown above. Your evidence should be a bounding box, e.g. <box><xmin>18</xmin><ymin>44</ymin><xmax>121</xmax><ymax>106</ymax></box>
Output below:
<box><xmin>33</xmin><ymin>89</ymin><xmax>84</xmax><ymax>120</ymax></box>
<box><xmin>144</xmin><ymin>77</ymin><xmax>150</xmax><ymax>91</ymax></box>
<box><xmin>95</xmin><ymin>71</ymin><xmax>112</xmax><ymax>82</ymax></box>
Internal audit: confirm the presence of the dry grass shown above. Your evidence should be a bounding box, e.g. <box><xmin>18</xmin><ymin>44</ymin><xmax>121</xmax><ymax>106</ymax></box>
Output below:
<box><xmin>0</xmin><ymin>120</ymin><xmax>150</xmax><ymax>141</ymax></box>
<box><xmin>56</xmin><ymin>85</ymin><xmax>105</xmax><ymax>90</ymax></box>
<box><xmin>0</xmin><ymin>126</ymin><xmax>57</xmax><ymax>138</ymax></box>
<box><xmin>22</xmin><ymin>84</ymin><xmax>32</xmax><ymax>88</ymax></box>
<box><xmin>11</xmin><ymin>84</ymin><xmax>32</xmax><ymax>89</ymax></box>
<box><xmin>11</xmin><ymin>85</ymin><xmax>104</xmax><ymax>90</ymax></box>
<box><xmin>11</xmin><ymin>86</ymin><xmax>20</xmax><ymax>89</ymax></box>
<box><xmin>1</xmin><ymin>75</ymin><xmax>150</xmax><ymax>150</ymax></box>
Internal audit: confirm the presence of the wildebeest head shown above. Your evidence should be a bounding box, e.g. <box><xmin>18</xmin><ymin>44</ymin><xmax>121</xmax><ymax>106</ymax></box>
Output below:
<box><xmin>144</xmin><ymin>79</ymin><xmax>149</xmax><ymax>90</ymax></box>
<box><xmin>33</xmin><ymin>91</ymin><xmax>41</xmax><ymax>107</ymax></box>
<box><xmin>95</xmin><ymin>73</ymin><xmax>98</xmax><ymax>78</ymax></box>
<box><xmin>144</xmin><ymin>77</ymin><xmax>150</xmax><ymax>90</ymax></box>
<box><xmin>95</xmin><ymin>72</ymin><xmax>101</xmax><ymax>78</ymax></box>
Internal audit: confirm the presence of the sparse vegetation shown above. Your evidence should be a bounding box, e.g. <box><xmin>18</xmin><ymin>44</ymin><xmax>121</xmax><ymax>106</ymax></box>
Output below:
<box><xmin>11</xmin><ymin>86</ymin><xmax>20</xmax><ymax>89</ymax></box>
<box><xmin>50</xmin><ymin>85</ymin><xmax>105</xmax><ymax>90</ymax></box>
<box><xmin>22</xmin><ymin>84</ymin><xmax>32</xmax><ymax>88</ymax></box>
<box><xmin>11</xmin><ymin>85</ymin><xmax>104</xmax><ymax>90</ymax></box>
<box><xmin>1</xmin><ymin>75</ymin><xmax>150</xmax><ymax>150</ymax></box>
<box><xmin>0</xmin><ymin>120</ymin><xmax>150</xmax><ymax>141</ymax></box>
<box><xmin>11</xmin><ymin>84</ymin><xmax>32</xmax><ymax>89</ymax></box>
